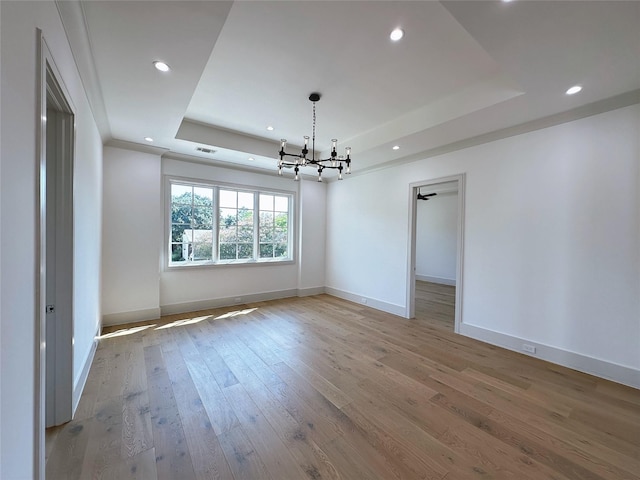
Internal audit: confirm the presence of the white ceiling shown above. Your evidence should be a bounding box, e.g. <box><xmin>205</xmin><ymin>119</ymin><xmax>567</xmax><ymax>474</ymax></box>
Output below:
<box><xmin>59</xmin><ymin>0</ymin><xmax>640</xmax><ymax>178</ymax></box>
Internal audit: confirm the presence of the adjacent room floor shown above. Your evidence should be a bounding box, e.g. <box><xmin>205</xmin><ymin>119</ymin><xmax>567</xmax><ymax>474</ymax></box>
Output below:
<box><xmin>46</xmin><ymin>293</ymin><xmax>639</xmax><ymax>479</ymax></box>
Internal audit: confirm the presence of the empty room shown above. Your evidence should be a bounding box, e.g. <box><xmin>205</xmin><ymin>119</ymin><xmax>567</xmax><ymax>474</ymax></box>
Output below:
<box><xmin>1</xmin><ymin>1</ymin><xmax>639</xmax><ymax>479</ymax></box>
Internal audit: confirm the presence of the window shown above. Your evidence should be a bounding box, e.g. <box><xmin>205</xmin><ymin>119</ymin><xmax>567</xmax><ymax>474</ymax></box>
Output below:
<box><xmin>168</xmin><ymin>180</ymin><xmax>293</xmax><ymax>266</ymax></box>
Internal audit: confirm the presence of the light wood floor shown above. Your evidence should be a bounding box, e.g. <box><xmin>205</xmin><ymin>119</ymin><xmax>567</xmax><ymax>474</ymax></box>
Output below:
<box><xmin>415</xmin><ymin>280</ymin><xmax>455</xmax><ymax>330</ymax></box>
<box><xmin>46</xmin><ymin>290</ymin><xmax>640</xmax><ymax>479</ymax></box>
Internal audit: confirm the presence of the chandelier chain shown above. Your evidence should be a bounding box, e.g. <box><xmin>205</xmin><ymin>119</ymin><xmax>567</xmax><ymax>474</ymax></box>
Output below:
<box><xmin>312</xmin><ymin>101</ymin><xmax>316</xmax><ymax>161</ymax></box>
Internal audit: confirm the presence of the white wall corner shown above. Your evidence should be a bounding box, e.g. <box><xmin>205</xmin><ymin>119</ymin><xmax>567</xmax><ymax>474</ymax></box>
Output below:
<box><xmin>459</xmin><ymin>323</ymin><xmax>640</xmax><ymax>389</ymax></box>
<box><xmin>297</xmin><ymin>287</ymin><xmax>326</xmax><ymax>297</ymax></box>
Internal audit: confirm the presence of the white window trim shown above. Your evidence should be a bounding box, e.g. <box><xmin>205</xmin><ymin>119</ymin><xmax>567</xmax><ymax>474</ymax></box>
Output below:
<box><xmin>164</xmin><ymin>175</ymin><xmax>296</xmax><ymax>270</ymax></box>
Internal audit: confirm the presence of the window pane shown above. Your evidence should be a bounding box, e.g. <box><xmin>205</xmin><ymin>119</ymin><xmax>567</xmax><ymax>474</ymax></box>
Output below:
<box><xmin>260</xmin><ymin>211</ymin><xmax>273</xmax><ymax>228</ymax></box>
<box><xmin>238</xmin><ymin>191</ymin><xmax>253</xmax><ymax>209</ymax></box>
<box><xmin>219</xmin><ymin>243</ymin><xmax>237</xmax><ymax>260</ymax></box>
<box><xmin>238</xmin><ymin>244</ymin><xmax>253</xmax><ymax>259</ymax></box>
<box><xmin>259</xmin><ymin>227</ymin><xmax>272</xmax><ymax>242</ymax></box>
<box><xmin>274</xmin><ymin>229</ymin><xmax>287</xmax><ymax>243</ymax></box>
<box><xmin>219</xmin><ymin>189</ymin><xmax>237</xmax><ymax>208</ymax></box>
<box><xmin>237</xmin><ymin>208</ymin><xmax>253</xmax><ymax>226</ymax></box>
<box><xmin>274</xmin><ymin>213</ymin><xmax>287</xmax><ymax>229</ymax></box>
<box><xmin>274</xmin><ymin>196</ymin><xmax>288</xmax><ymax>212</ymax></box>
<box><xmin>171</xmin><ymin>224</ymin><xmax>191</xmax><ymax>242</ymax></box>
<box><xmin>259</xmin><ymin>194</ymin><xmax>274</xmax><ymax>211</ymax></box>
<box><xmin>192</xmin><ymin>207</ymin><xmax>213</xmax><ymax>227</ymax></box>
<box><xmin>171</xmin><ymin>205</ymin><xmax>192</xmax><ymax>224</ymax></box>
<box><xmin>171</xmin><ymin>184</ymin><xmax>192</xmax><ymax>203</ymax></box>
<box><xmin>275</xmin><ymin>243</ymin><xmax>288</xmax><ymax>258</ymax></box>
<box><xmin>219</xmin><ymin>208</ymin><xmax>237</xmax><ymax>227</ymax></box>
<box><xmin>192</xmin><ymin>229</ymin><xmax>212</xmax><ymax>243</ymax></box>
<box><xmin>171</xmin><ymin>243</ymin><xmax>187</xmax><ymax>262</ymax></box>
<box><xmin>238</xmin><ymin>227</ymin><xmax>253</xmax><ymax>243</ymax></box>
<box><xmin>219</xmin><ymin>225</ymin><xmax>237</xmax><ymax>243</ymax></box>
<box><xmin>193</xmin><ymin>187</ymin><xmax>213</xmax><ymax>206</ymax></box>
<box><xmin>192</xmin><ymin>242</ymin><xmax>213</xmax><ymax>261</ymax></box>
<box><xmin>259</xmin><ymin>243</ymin><xmax>274</xmax><ymax>258</ymax></box>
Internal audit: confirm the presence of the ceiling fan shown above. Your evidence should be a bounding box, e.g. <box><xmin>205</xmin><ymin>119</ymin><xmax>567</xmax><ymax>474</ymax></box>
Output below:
<box><xmin>417</xmin><ymin>189</ymin><xmax>437</xmax><ymax>201</ymax></box>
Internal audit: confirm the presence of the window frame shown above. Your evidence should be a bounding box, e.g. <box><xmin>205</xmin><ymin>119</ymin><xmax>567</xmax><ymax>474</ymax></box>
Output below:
<box><xmin>165</xmin><ymin>176</ymin><xmax>296</xmax><ymax>269</ymax></box>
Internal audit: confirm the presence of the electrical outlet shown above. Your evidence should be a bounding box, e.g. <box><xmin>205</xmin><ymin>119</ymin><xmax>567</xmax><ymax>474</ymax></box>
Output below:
<box><xmin>234</xmin><ymin>297</ymin><xmax>242</xmax><ymax>303</ymax></box>
<box><xmin>361</xmin><ymin>297</ymin><xmax>367</xmax><ymax>304</ymax></box>
<box><xmin>522</xmin><ymin>344</ymin><xmax>536</xmax><ymax>354</ymax></box>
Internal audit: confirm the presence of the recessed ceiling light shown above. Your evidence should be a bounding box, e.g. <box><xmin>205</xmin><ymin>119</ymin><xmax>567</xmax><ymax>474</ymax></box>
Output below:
<box><xmin>392</xmin><ymin>145</ymin><xmax>400</xmax><ymax>150</ymax></box>
<box><xmin>153</xmin><ymin>61</ymin><xmax>170</xmax><ymax>72</ymax></box>
<box><xmin>144</xmin><ymin>137</ymin><xmax>154</xmax><ymax>142</ymax></box>
<box><xmin>266</xmin><ymin>126</ymin><xmax>274</xmax><ymax>131</ymax></box>
<box><xmin>248</xmin><ymin>157</ymin><xmax>255</xmax><ymax>161</ymax></box>
<box><xmin>566</xmin><ymin>85</ymin><xmax>582</xmax><ymax>95</ymax></box>
<box><xmin>390</xmin><ymin>28</ymin><xmax>404</xmax><ymax>42</ymax></box>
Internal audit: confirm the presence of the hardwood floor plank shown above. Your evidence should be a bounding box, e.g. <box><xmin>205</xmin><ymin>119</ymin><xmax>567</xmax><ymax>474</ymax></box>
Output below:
<box><xmin>144</xmin><ymin>344</ymin><xmax>197</xmax><ymax>480</ymax></box>
<box><xmin>241</xmin><ymin>379</ymin><xmax>342</xmax><ymax>480</ymax></box>
<box><xmin>45</xmin><ymin>417</ymin><xmax>92</xmax><ymax>479</ymax></box>
<box><xmin>222</xmin><ymin>382</ymin><xmax>310</xmax><ymax>479</ymax></box>
<box><xmin>121</xmin><ymin>337</ymin><xmax>153</xmax><ymax>459</ymax></box>
<box><xmin>218</xmin><ymin>425</ymin><xmax>273</xmax><ymax>480</ymax></box>
<box><xmin>181</xmin><ymin>349</ymin><xmax>241</xmax><ymax>436</ymax></box>
<box><xmin>118</xmin><ymin>447</ymin><xmax>159</xmax><ymax>479</ymax></box>
<box><xmin>78</xmin><ymin>394</ymin><xmax>124</xmax><ymax>479</ymax></box>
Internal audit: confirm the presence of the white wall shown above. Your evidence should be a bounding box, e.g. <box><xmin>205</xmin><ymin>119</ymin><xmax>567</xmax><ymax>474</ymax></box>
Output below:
<box><xmin>298</xmin><ymin>179</ymin><xmax>327</xmax><ymax>293</ymax></box>
<box><xmin>0</xmin><ymin>2</ymin><xmax>103</xmax><ymax>478</ymax></box>
<box><xmin>102</xmin><ymin>154</ymin><xmax>327</xmax><ymax>321</ymax></box>
<box><xmin>327</xmin><ymin>104</ymin><xmax>640</xmax><ymax>386</ymax></box>
<box><xmin>416</xmin><ymin>192</ymin><xmax>458</xmax><ymax>285</ymax></box>
<box><xmin>102</xmin><ymin>146</ymin><xmax>161</xmax><ymax>324</ymax></box>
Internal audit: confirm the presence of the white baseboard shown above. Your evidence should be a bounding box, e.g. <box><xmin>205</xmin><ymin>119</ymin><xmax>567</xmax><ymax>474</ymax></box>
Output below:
<box><xmin>103</xmin><ymin>288</ymin><xmax>323</xmax><ymax>326</ymax></box>
<box><xmin>297</xmin><ymin>286</ymin><xmax>326</xmax><ymax>297</ymax></box>
<box><xmin>102</xmin><ymin>307</ymin><xmax>161</xmax><ymax>326</ymax></box>
<box><xmin>72</xmin><ymin>323</ymin><xmax>99</xmax><ymax>415</ymax></box>
<box><xmin>460</xmin><ymin>323</ymin><xmax>640</xmax><ymax>389</ymax></box>
<box><xmin>325</xmin><ymin>287</ymin><xmax>406</xmax><ymax>317</ymax></box>
<box><xmin>416</xmin><ymin>274</ymin><xmax>456</xmax><ymax>286</ymax></box>
<box><xmin>160</xmin><ymin>289</ymin><xmax>298</xmax><ymax>316</ymax></box>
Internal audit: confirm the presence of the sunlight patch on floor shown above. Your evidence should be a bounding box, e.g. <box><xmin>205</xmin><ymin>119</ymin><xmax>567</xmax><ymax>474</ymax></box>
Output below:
<box><xmin>97</xmin><ymin>324</ymin><xmax>155</xmax><ymax>339</ymax></box>
<box><xmin>214</xmin><ymin>307</ymin><xmax>258</xmax><ymax>319</ymax></box>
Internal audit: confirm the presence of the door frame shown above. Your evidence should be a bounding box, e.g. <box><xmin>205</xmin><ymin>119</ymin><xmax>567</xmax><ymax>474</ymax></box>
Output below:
<box><xmin>36</xmin><ymin>30</ymin><xmax>76</xmax><ymax>478</ymax></box>
<box><xmin>406</xmin><ymin>173</ymin><xmax>465</xmax><ymax>333</ymax></box>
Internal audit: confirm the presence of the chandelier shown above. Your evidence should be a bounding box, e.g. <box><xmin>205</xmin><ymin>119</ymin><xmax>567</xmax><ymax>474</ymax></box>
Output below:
<box><xmin>278</xmin><ymin>93</ymin><xmax>351</xmax><ymax>182</ymax></box>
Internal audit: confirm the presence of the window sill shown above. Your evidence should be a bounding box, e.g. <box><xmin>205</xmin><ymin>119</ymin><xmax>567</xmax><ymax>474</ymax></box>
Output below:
<box><xmin>166</xmin><ymin>258</ymin><xmax>295</xmax><ymax>271</ymax></box>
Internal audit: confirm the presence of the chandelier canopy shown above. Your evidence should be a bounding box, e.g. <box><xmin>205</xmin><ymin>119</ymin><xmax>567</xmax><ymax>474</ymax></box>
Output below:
<box><xmin>278</xmin><ymin>93</ymin><xmax>351</xmax><ymax>182</ymax></box>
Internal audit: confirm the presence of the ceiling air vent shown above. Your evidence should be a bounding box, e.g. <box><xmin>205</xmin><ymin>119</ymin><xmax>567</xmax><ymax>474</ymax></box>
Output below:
<box><xmin>196</xmin><ymin>146</ymin><xmax>216</xmax><ymax>154</ymax></box>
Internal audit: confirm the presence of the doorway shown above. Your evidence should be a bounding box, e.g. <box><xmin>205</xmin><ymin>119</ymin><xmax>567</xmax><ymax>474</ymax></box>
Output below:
<box><xmin>407</xmin><ymin>174</ymin><xmax>465</xmax><ymax>332</ymax></box>
<box><xmin>37</xmin><ymin>33</ymin><xmax>75</xmax><ymax>478</ymax></box>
